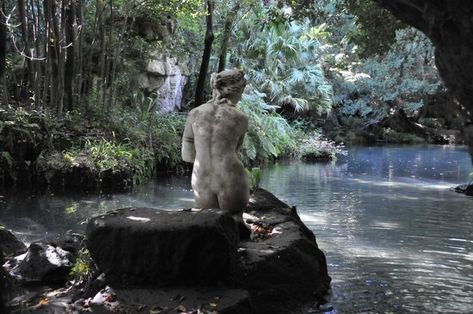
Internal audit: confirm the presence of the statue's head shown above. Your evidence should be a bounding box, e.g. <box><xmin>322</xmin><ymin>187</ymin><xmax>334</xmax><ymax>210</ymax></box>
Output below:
<box><xmin>211</xmin><ymin>68</ymin><xmax>246</xmax><ymax>104</ymax></box>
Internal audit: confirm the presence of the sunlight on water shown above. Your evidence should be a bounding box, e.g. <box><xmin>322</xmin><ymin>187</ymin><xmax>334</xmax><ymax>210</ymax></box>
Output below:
<box><xmin>347</xmin><ymin>177</ymin><xmax>456</xmax><ymax>190</ymax></box>
<box><xmin>260</xmin><ymin>145</ymin><xmax>473</xmax><ymax>313</ymax></box>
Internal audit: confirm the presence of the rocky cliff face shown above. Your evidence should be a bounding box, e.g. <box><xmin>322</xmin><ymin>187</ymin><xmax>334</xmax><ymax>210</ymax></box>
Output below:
<box><xmin>376</xmin><ymin>0</ymin><xmax>473</xmax><ymax>117</ymax></box>
<box><xmin>139</xmin><ymin>55</ymin><xmax>190</xmax><ymax>112</ymax></box>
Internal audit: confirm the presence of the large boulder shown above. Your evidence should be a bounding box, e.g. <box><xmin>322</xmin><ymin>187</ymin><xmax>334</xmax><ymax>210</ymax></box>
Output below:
<box><xmin>85</xmin><ymin>190</ymin><xmax>330</xmax><ymax>313</ymax></box>
<box><xmin>45</xmin><ymin>231</ymin><xmax>85</xmax><ymax>258</ymax></box>
<box><xmin>0</xmin><ymin>227</ymin><xmax>26</xmax><ymax>257</ymax></box>
<box><xmin>237</xmin><ymin>189</ymin><xmax>331</xmax><ymax>314</ymax></box>
<box><xmin>86</xmin><ymin>208</ymin><xmax>240</xmax><ymax>287</ymax></box>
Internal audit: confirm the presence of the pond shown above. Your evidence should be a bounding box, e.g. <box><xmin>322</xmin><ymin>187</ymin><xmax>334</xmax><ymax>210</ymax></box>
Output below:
<box><xmin>1</xmin><ymin>145</ymin><xmax>473</xmax><ymax>313</ymax></box>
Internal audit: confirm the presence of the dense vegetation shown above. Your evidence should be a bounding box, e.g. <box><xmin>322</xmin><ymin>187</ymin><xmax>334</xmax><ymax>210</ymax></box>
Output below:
<box><xmin>0</xmin><ymin>0</ymin><xmax>453</xmax><ymax>190</ymax></box>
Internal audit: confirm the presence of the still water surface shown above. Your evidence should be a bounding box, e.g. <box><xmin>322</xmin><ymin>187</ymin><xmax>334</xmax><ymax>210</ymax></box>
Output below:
<box><xmin>1</xmin><ymin>145</ymin><xmax>473</xmax><ymax>313</ymax></box>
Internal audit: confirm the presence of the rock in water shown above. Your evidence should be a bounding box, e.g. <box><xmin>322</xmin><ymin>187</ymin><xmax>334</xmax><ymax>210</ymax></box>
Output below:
<box><xmin>86</xmin><ymin>208</ymin><xmax>239</xmax><ymax>287</ymax></box>
<box><xmin>12</xmin><ymin>242</ymin><xmax>74</xmax><ymax>283</ymax></box>
<box><xmin>238</xmin><ymin>189</ymin><xmax>331</xmax><ymax>314</ymax></box>
<box><xmin>0</xmin><ymin>228</ymin><xmax>27</xmax><ymax>257</ymax></box>
<box><xmin>454</xmin><ymin>184</ymin><xmax>473</xmax><ymax>196</ymax></box>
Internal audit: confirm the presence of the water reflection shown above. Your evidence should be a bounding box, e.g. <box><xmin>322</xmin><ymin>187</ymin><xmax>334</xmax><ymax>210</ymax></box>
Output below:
<box><xmin>1</xmin><ymin>145</ymin><xmax>473</xmax><ymax>312</ymax></box>
<box><xmin>0</xmin><ymin>175</ymin><xmax>194</xmax><ymax>244</ymax></box>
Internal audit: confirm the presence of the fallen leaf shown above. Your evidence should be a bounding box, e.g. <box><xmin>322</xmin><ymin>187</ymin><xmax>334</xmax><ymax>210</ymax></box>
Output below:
<box><xmin>105</xmin><ymin>294</ymin><xmax>115</xmax><ymax>302</ymax></box>
<box><xmin>39</xmin><ymin>297</ymin><xmax>49</xmax><ymax>306</ymax></box>
<box><xmin>149</xmin><ymin>306</ymin><xmax>162</xmax><ymax>314</ymax></box>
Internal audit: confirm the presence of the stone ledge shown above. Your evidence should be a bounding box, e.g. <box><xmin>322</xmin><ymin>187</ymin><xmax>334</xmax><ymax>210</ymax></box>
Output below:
<box><xmin>85</xmin><ymin>189</ymin><xmax>331</xmax><ymax>313</ymax></box>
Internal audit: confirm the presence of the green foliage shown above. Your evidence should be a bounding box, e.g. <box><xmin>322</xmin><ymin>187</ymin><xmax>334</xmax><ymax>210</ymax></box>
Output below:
<box><xmin>36</xmin><ymin>138</ymin><xmax>155</xmax><ymax>187</ymax></box>
<box><xmin>64</xmin><ymin>139</ymin><xmax>152</xmax><ymax>174</ymax></box>
<box><xmin>332</xmin><ymin>28</ymin><xmax>441</xmax><ymax>119</ymax></box>
<box><xmin>108</xmin><ymin>96</ymin><xmax>187</xmax><ymax>171</ymax></box>
<box><xmin>235</xmin><ymin>12</ymin><xmax>333</xmax><ymax>113</ymax></box>
<box><xmin>70</xmin><ymin>248</ymin><xmax>94</xmax><ymax>281</ymax></box>
<box><xmin>343</xmin><ymin>0</ymin><xmax>407</xmax><ymax>58</ymax></box>
<box><xmin>0</xmin><ymin>107</ymin><xmax>45</xmax><ymax>147</ymax></box>
<box><xmin>383</xmin><ymin>129</ymin><xmax>425</xmax><ymax>144</ymax></box>
<box><xmin>245</xmin><ymin>167</ymin><xmax>262</xmax><ymax>192</ymax></box>
<box><xmin>0</xmin><ymin>103</ymin><xmax>186</xmax><ymax>189</ymax></box>
<box><xmin>129</xmin><ymin>0</ymin><xmax>203</xmax><ymax>19</ymax></box>
<box><xmin>238</xmin><ymin>90</ymin><xmax>301</xmax><ymax>164</ymax></box>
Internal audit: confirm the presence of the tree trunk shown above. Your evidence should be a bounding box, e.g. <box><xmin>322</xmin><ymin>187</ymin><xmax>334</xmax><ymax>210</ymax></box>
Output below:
<box><xmin>42</xmin><ymin>0</ymin><xmax>50</xmax><ymax>109</ymax></box>
<box><xmin>0</xmin><ymin>0</ymin><xmax>7</xmax><ymax>104</ymax></box>
<box><xmin>194</xmin><ymin>0</ymin><xmax>214</xmax><ymax>107</ymax></box>
<box><xmin>53</xmin><ymin>0</ymin><xmax>65</xmax><ymax>115</ymax></box>
<box><xmin>30</xmin><ymin>0</ymin><xmax>43</xmax><ymax>108</ymax></box>
<box><xmin>97</xmin><ymin>0</ymin><xmax>107</xmax><ymax>108</ymax></box>
<box><xmin>0</xmin><ymin>0</ymin><xmax>6</xmax><ymax>79</ymax></box>
<box><xmin>76</xmin><ymin>0</ymin><xmax>84</xmax><ymax>109</ymax></box>
<box><xmin>64</xmin><ymin>0</ymin><xmax>75</xmax><ymax>112</ymax></box>
<box><xmin>218</xmin><ymin>2</ymin><xmax>240</xmax><ymax>72</ymax></box>
<box><xmin>109</xmin><ymin>13</ymin><xmax>129</xmax><ymax>109</ymax></box>
<box><xmin>17</xmin><ymin>0</ymin><xmax>33</xmax><ymax>92</ymax></box>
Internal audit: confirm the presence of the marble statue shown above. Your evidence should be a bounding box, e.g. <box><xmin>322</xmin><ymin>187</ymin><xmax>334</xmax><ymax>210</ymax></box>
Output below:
<box><xmin>182</xmin><ymin>69</ymin><xmax>250</xmax><ymax>233</ymax></box>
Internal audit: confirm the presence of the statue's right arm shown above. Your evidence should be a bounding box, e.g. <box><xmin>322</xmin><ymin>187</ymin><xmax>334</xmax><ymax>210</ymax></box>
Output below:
<box><xmin>182</xmin><ymin>113</ymin><xmax>196</xmax><ymax>163</ymax></box>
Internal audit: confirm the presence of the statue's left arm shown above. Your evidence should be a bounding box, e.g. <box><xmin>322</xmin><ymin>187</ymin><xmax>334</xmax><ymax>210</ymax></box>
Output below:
<box><xmin>237</xmin><ymin>116</ymin><xmax>248</xmax><ymax>150</ymax></box>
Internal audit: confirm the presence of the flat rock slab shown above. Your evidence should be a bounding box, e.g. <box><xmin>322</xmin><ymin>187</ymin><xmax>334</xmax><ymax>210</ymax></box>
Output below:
<box><xmin>87</xmin><ymin>208</ymin><xmax>239</xmax><ymax>287</ymax></box>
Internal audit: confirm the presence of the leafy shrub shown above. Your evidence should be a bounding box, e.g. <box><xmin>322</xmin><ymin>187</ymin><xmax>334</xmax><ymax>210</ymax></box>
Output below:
<box><xmin>93</xmin><ymin>90</ymin><xmax>187</xmax><ymax>172</ymax></box>
<box><xmin>238</xmin><ymin>89</ymin><xmax>301</xmax><ymax>165</ymax></box>
<box><xmin>299</xmin><ymin>132</ymin><xmax>347</xmax><ymax>161</ymax></box>
<box><xmin>70</xmin><ymin>248</ymin><xmax>94</xmax><ymax>281</ymax></box>
<box><xmin>37</xmin><ymin>138</ymin><xmax>155</xmax><ymax>187</ymax></box>
<box><xmin>68</xmin><ymin>139</ymin><xmax>154</xmax><ymax>184</ymax></box>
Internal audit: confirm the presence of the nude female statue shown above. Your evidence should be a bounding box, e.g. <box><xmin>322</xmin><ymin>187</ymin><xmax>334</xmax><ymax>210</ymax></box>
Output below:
<box><xmin>181</xmin><ymin>69</ymin><xmax>250</xmax><ymax>230</ymax></box>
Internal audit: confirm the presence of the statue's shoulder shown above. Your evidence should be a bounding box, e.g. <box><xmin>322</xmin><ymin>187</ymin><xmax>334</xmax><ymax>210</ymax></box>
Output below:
<box><xmin>234</xmin><ymin>106</ymin><xmax>248</xmax><ymax>119</ymax></box>
<box><xmin>233</xmin><ymin>108</ymin><xmax>248</xmax><ymax>126</ymax></box>
<box><xmin>189</xmin><ymin>103</ymin><xmax>211</xmax><ymax>119</ymax></box>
